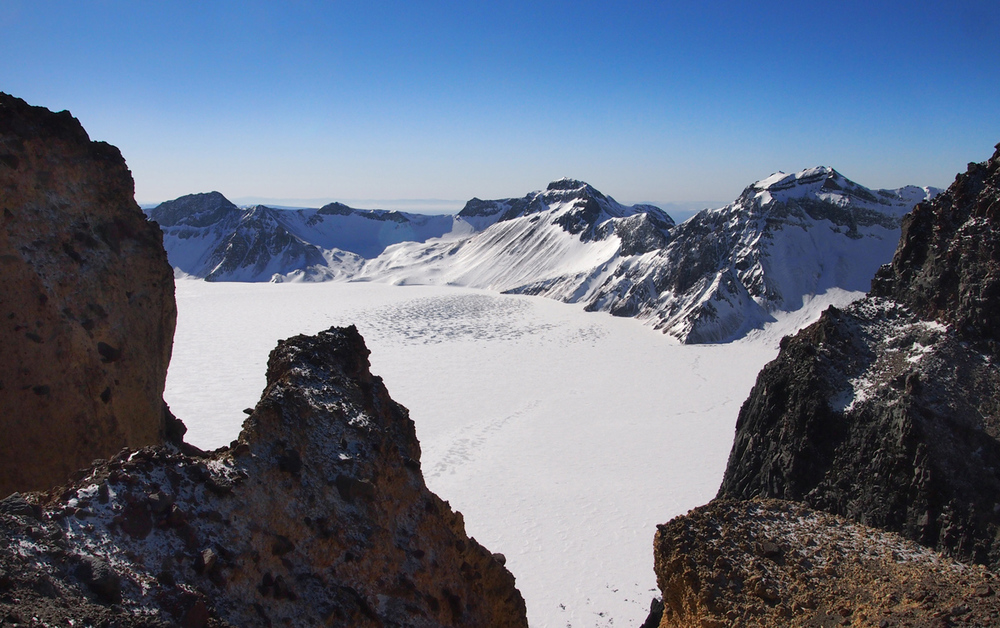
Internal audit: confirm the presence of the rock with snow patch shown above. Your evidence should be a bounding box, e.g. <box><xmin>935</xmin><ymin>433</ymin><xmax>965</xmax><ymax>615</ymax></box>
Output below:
<box><xmin>718</xmin><ymin>144</ymin><xmax>1000</xmax><ymax>568</ymax></box>
<box><xmin>0</xmin><ymin>326</ymin><xmax>528</xmax><ymax>627</ymax></box>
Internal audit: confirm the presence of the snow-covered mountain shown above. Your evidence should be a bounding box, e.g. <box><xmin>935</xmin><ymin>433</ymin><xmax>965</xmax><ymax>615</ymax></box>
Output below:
<box><xmin>568</xmin><ymin>168</ymin><xmax>939</xmax><ymax>343</ymax></box>
<box><xmin>146</xmin><ymin>192</ymin><xmax>456</xmax><ymax>281</ymax></box>
<box><xmin>353</xmin><ymin>178</ymin><xmax>675</xmax><ymax>291</ymax></box>
<box><xmin>148</xmin><ymin>171</ymin><xmax>938</xmax><ymax>342</ymax></box>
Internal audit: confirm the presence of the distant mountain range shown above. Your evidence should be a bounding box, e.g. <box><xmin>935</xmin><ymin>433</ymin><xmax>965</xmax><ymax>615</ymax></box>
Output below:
<box><xmin>146</xmin><ymin>192</ymin><xmax>455</xmax><ymax>281</ymax></box>
<box><xmin>145</xmin><ymin>172</ymin><xmax>939</xmax><ymax>343</ymax></box>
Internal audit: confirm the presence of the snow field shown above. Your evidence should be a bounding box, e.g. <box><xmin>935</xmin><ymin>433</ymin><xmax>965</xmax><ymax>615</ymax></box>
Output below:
<box><xmin>166</xmin><ymin>280</ymin><xmax>784</xmax><ymax>627</ymax></box>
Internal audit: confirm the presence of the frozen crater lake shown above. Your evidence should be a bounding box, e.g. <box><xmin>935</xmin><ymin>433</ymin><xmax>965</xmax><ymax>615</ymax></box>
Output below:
<box><xmin>166</xmin><ymin>279</ymin><xmax>852</xmax><ymax>627</ymax></box>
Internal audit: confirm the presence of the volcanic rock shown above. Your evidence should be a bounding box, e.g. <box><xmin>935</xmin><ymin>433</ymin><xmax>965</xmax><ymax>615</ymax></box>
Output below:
<box><xmin>0</xmin><ymin>326</ymin><xmax>528</xmax><ymax>627</ymax></box>
<box><xmin>0</xmin><ymin>92</ymin><xmax>176</xmax><ymax>496</ymax></box>
<box><xmin>652</xmin><ymin>499</ymin><xmax>1000</xmax><ymax>627</ymax></box>
<box><xmin>717</xmin><ymin>144</ymin><xmax>1000</xmax><ymax>568</ymax></box>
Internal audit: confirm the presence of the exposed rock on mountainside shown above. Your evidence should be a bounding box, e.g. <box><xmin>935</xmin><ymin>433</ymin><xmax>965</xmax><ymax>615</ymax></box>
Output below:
<box><xmin>653</xmin><ymin>499</ymin><xmax>1000</xmax><ymax>627</ymax></box>
<box><xmin>0</xmin><ymin>326</ymin><xmax>528</xmax><ymax>627</ymax></box>
<box><xmin>870</xmin><ymin>148</ymin><xmax>1000</xmax><ymax>343</ymax></box>
<box><xmin>147</xmin><ymin>193</ymin><xmax>454</xmax><ymax>281</ymax></box>
<box><xmin>582</xmin><ymin>168</ymin><xmax>938</xmax><ymax>343</ymax></box>
<box><xmin>0</xmin><ymin>92</ymin><xmax>176</xmax><ymax>497</ymax></box>
<box><xmin>717</xmin><ymin>145</ymin><xmax>1000</xmax><ymax>568</ymax></box>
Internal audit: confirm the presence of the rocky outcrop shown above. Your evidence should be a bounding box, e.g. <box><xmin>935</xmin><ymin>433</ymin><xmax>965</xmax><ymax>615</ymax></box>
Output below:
<box><xmin>653</xmin><ymin>499</ymin><xmax>1000</xmax><ymax>627</ymax></box>
<box><xmin>0</xmin><ymin>326</ymin><xmax>528</xmax><ymax>627</ymax></box>
<box><xmin>0</xmin><ymin>93</ymin><xmax>176</xmax><ymax>497</ymax></box>
<box><xmin>646</xmin><ymin>144</ymin><xmax>1000</xmax><ymax>626</ymax></box>
<box><xmin>870</xmin><ymin>146</ymin><xmax>1000</xmax><ymax>343</ymax></box>
<box><xmin>717</xmin><ymin>144</ymin><xmax>1000</xmax><ymax>568</ymax></box>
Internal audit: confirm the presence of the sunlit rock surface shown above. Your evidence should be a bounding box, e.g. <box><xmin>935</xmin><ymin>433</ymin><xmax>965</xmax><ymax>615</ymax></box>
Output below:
<box><xmin>0</xmin><ymin>92</ymin><xmax>176</xmax><ymax>496</ymax></box>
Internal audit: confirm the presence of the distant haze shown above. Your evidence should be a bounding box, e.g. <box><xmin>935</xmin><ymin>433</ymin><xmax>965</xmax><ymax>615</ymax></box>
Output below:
<box><xmin>144</xmin><ymin>195</ymin><xmax>723</xmax><ymax>221</ymax></box>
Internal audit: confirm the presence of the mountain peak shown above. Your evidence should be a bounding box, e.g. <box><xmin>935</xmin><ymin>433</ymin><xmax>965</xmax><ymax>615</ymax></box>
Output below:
<box><xmin>546</xmin><ymin>178</ymin><xmax>590</xmax><ymax>191</ymax></box>
<box><xmin>146</xmin><ymin>191</ymin><xmax>239</xmax><ymax>228</ymax></box>
<box><xmin>753</xmin><ymin>166</ymin><xmax>841</xmax><ymax>192</ymax></box>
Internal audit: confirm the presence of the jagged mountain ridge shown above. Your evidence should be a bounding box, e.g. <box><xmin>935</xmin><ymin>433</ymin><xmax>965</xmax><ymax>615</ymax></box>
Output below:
<box><xmin>569</xmin><ymin>167</ymin><xmax>939</xmax><ymax>343</ymax></box>
<box><xmin>147</xmin><ymin>193</ymin><xmax>455</xmax><ymax>281</ymax></box>
<box><xmin>149</xmin><ymin>171</ymin><xmax>937</xmax><ymax>343</ymax></box>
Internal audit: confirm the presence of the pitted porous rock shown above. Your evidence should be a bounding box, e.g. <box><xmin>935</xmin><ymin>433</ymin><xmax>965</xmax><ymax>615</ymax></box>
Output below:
<box><xmin>0</xmin><ymin>92</ymin><xmax>176</xmax><ymax>496</ymax></box>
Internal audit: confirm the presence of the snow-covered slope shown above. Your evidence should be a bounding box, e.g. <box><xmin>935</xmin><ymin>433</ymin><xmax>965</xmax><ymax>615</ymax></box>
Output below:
<box><xmin>574</xmin><ymin>168</ymin><xmax>940</xmax><ymax>343</ymax></box>
<box><xmin>354</xmin><ymin>178</ymin><xmax>675</xmax><ymax>293</ymax></box>
<box><xmin>146</xmin><ymin>192</ymin><xmax>456</xmax><ymax>282</ymax></box>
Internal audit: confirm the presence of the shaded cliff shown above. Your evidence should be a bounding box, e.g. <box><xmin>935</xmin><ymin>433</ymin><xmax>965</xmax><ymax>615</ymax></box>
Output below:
<box><xmin>0</xmin><ymin>326</ymin><xmax>527</xmax><ymax>627</ymax></box>
<box><xmin>0</xmin><ymin>93</ymin><xmax>177</xmax><ymax>496</ymax></box>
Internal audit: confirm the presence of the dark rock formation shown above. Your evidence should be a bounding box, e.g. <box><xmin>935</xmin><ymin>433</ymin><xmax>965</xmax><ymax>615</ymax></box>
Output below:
<box><xmin>653</xmin><ymin>499</ymin><xmax>1000</xmax><ymax>627</ymax></box>
<box><xmin>646</xmin><ymin>144</ymin><xmax>1000</xmax><ymax>626</ymax></box>
<box><xmin>0</xmin><ymin>326</ymin><xmax>528</xmax><ymax>627</ymax></box>
<box><xmin>717</xmin><ymin>144</ymin><xmax>1000</xmax><ymax>568</ymax></box>
<box><xmin>871</xmin><ymin>145</ymin><xmax>1000</xmax><ymax>344</ymax></box>
<box><xmin>0</xmin><ymin>92</ymin><xmax>176</xmax><ymax>497</ymax></box>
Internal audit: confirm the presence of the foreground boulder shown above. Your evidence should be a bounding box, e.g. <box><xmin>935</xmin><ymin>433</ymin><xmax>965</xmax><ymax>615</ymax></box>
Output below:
<box><xmin>653</xmin><ymin>499</ymin><xmax>1000</xmax><ymax>627</ymax></box>
<box><xmin>0</xmin><ymin>326</ymin><xmax>528</xmax><ymax>627</ymax></box>
<box><xmin>0</xmin><ymin>93</ymin><xmax>176</xmax><ymax>496</ymax></box>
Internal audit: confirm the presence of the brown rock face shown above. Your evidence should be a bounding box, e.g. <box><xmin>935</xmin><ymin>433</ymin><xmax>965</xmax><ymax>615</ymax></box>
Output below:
<box><xmin>0</xmin><ymin>326</ymin><xmax>528</xmax><ymax>627</ymax></box>
<box><xmin>0</xmin><ymin>93</ymin><xmax>176</xmax><ymax>496</ymax></box>
<box><xmin>653</xmin><ymin>500</ymin><xmax>1000</xmax><ymax>627</ymax></box>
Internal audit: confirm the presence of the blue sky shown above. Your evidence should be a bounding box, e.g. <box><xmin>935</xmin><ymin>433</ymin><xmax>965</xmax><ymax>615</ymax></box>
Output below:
<box><xmin>2</xmin><ymin>1</ymin><xmax>998</xmax><ymax>210</ymax></box>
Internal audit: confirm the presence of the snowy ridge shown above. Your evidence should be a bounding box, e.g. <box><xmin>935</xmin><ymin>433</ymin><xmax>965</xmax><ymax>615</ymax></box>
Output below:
<box><xmin>353</xmin><ymin>178</ymin><xmax>675</xmax><ymax>291</ymax></box>
<box><xmin>148</xmin><ymin>170</ymin><xmax>938</xmax><ymax>341</ymax></box>
<box><xmin>146</xmin><ymin>192</ymin><xmax>455</xmax><ymax>282</ymax></box>
<box><xmin>573</xmin><ymin>167</ymin><xmax>941</xmax><ymax>343</ymax></box>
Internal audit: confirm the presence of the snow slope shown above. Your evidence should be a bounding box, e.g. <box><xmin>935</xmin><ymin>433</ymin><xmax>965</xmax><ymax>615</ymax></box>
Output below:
<box><xmin>354</xmin><ymin>178</ymin><xmax>675</xmax><ymax>292</ymax></box>
<box><xmin>165</xmin><ymin>280</ymin><xmax>779</xmax><ymax>628</ymax></box>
